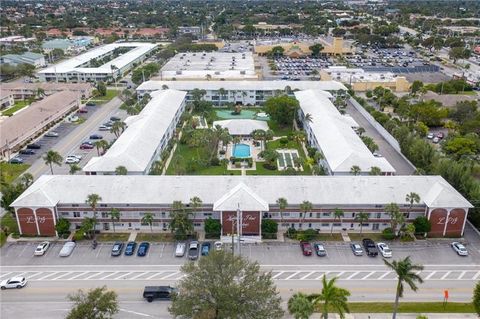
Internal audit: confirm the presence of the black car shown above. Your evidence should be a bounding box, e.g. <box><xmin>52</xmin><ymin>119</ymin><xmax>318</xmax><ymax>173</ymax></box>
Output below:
<box><xmin>110</xmin><ymin>116</ymin><xmax>121</xmax><ymax>122</ymax></box>
<box><xmin>124</xmin><ymin>241</ymin><xmax>137</xmax><ymax>256</ymax></box>
<box><xmin>111</xmin><ymin>242</ymin><xmax>124</xmax><ymax>257</ymax></box>
<box><xmin>137</xmin><ymin>242</ymin><xmax>150</xmax><ymax>257</ymax></box>
<box><xmin>143</xmin><ymin>286</ymin><xmax>177</xmax><ymax>302</ymax></box>
<box><xmin>362</xmin><ymin>238</ymin><xmax>378</xmax><ymax>257</ymax></box>
<box><xmin>89</xmin><ymin>134</ymin><xmax>103</xmax><ymax>140</ymax></box>
<box><xmin>19</xmin><ymin>149</ymin><xmax>36</xmax><ymax>155</ymax></box>
<box><xmin>26</xmin><ymin>143</ymin><xmax>41</xmax><ymax>149</ymax></box>
<box><xmin>9</xmin><ymin>157</ymin><xmax>24</xmax><ymax>164</ymax></box>
<box><xmin>86</xmin><ymin>102</ymin><xmax>96</xmax><ymax>106</ymax></box>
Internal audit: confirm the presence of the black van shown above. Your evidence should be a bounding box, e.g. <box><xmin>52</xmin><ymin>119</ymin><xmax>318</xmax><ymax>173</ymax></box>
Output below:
<box><xmin>143</xmin><ymin>286</ymin><xmax>177</xmax><ymax>302</ymax></box>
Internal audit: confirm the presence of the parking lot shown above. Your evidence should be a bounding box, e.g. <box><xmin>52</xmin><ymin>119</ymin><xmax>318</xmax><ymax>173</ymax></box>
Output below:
<box><xmin>272</xmin><ymin>56</ymin><xmax>333</xmax><ymax>79</ymax></box>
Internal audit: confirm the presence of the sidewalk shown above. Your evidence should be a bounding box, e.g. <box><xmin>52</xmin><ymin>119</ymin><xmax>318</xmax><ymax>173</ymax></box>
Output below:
<box><xmin>285</xmin><ymin>314</ymin><xmax>476</xmax><ymax>319</ymax></box>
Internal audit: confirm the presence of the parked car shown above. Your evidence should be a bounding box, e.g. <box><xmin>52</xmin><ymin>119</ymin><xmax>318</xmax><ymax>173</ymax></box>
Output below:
<box><xmin>137</xmin><ymin>242</ymin><xmax>150</xmax><ymax>257</ymax></box>
<box><xmin>19</xmin><ymin>149</ymin><xmax>36</xmax><ymax>155</ymax></box>
<box><xmin>201</xmin><ymin>242</ymin><xmax>211</xmax><ymax>256</ymax></box>
<box><xmin>188</xmin><ymin>241</ymin><xmax>199</xmax><ymax>260</ymax></box>
<box><xmin>111</xmin><ymin>242</ymin><xmax>124</xmax><ymax>257</ymax></box>
<box><xmin>80</xmin><ymin>143</ymin><xmax>94</xmax><ymax>150</ymax></box>
<box><xmin>314</xmin><ymin>243</ymin><xmax>327</xmax><ymax>257</ymax></box>
<box><xmin>300</xmin><ymin>241</ymin><xmax>313</xmax><ymax>256</ymax></box>
<box><xmin>89</xmin><ymin>134</ymin><xmax>103</xmax><ymax>140</ymax></box>
<box><xmin>451</xmin><ymin>242</ymin><xmax>468</xmax><ymax>256</ymax></box>
<box><xmin>77</xmin><ymin>108</ymin><xmax>88</xmax><ymax>113</ymax></box>
<box><xmin>85</xmin><ymin>102</ymin><xmax>96</xmax><ymax>106</ymax></box>
<box><xmin>99</xmin><ymin>125</ymin><xmax>110</xmax><ymax>131</ymax></box>
<box><xmin>214</xmin><ymin>241</ymin><xmax>223</xmax><ymax>251</ymax></box>
<box><xmin>350</xmin><ymin>243</ymin><xmax>364</xmax><ymax>256</ymax></box>
<box><xmin>427</xmin><ymin>133</ymin><xmax>434</xmax><ymax>139</ymax></box>
<box><xmin>362</xmin><ymin>238</ymin><xmax>378</xmax><ymax>257</ymax></box>
<box><xmin>175</xmin><ymin>243</ymin><xmax>186</xmax><ymax>257</ymax></box>
<box><xmin>34</xmin><ymin>241</ymin><xmax>50</xmax><ymax>256</ymax></box>
<box><xmin>26</xmin><ymin>143</ymin><xmax>41</xmax><ymax>149</ymax></box>
<box><xmin>68</xmin><ymin>154</ymin><xmax>82</xmax><ymax>160</ymax></box>
<box><xmin>432</xmin><ymin>137</ymin><xmax>440</xmax><ymax>143</ymax></box>
<box><xmin>436</xmin><ymin>132</ymin><xmax>444</xmax><ymax>139</ymax></box>
<box><xmin>143</xmin><ymin>286</ymin><xmax>177</xmax><ymax>302</ymax></box>
<box><xmin>9</xmin><ymin>157</ymin><xmax>24</xmax><ymax>164</ymax></box>
<box><xmin>59</xmin><ymin>241</ymin><xmax>76</xmax><ymax>257</ymax></box>
<box><xmin>124</xmin><ymin>241</ymin><xmax>137</xmax><ymax>256</ymax></box>
<box><xmin>373</xmin><ymin>152</ymin><xmax>382</xmax><ymax>157</ymax></box>
<box><xmin>377</xmin><ymin>242</ymin><xmax>392</xmax><ymax>258</ymax></box>
<box><xmin>110</xmin><ymin>116</ymin><xmax>121</xmax><ymax>122</ymax></box>
<box><xmin>1</xmin><ymin>277</ymin><xmax>27</xmax><ymax>290</ymax></box>
<box><xmin>44</xmin><ymin>131</ymin><xmax>59</xmax><ymax>137</ymax></box>
<box><xmin>65</xmin><ymin>157</ymin><xmax>80</xmax><ymax>164</ymax></box>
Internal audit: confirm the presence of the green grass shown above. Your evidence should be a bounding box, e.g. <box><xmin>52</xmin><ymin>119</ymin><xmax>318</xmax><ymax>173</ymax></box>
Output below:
<box><xmin>1</xmin><ymin>100</ymin><xmax>30</xmax><ymax>116</ymax></box>
<box><xmin>348</xmin><ymin>232</ymin><xmax>384</xmax><ymax>242</ymax></box>
<box><xmin>313</xmin><ymin>233</ymin><xmax>344</xmax><ymax>241</ymax></box>
<box><xmin>0</xmin><ymin>214</ymin><xmax>19</xmax><ymax>247</ymax></box>
<box><xmin>136</xmin><ymin>233</ymin><xmax>175</xmax><ymax>242</ymax></box>
<box><xmin>96</xmin><ymin>233</ymin><xmax>130</xmax><ymax>242</ymax></box>
<box><xmin>268</xmin><ymin>121</ymin><xmax>293</xmax><ymax>137</ymax></box>
<box><xmin>331</xmin><ymin>302</ymin><xmax>474</xmax><ymax>313</ymax></box>
<box><xmin>0</xmin><ymin>162</ymin><xmax>30</xmax><ymax>183</ymax></box>
<box><xmin>90</xmin><ymin>90</ymin><xmax>118</xmax><ymax>103</ymax></box>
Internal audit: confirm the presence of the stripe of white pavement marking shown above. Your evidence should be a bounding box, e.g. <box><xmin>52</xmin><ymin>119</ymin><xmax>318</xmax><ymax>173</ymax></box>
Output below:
<box><xmin>119</xmin><ymin>309</ymin><xmax>151</xmax><ymax>318</ymax></box>
<box><xmin>145</xmin><ymin>272</ymin><xmax>165</xmax><ymax>280</ymax></box>
<box><xmin>300</xmin><ymin>272</ymin><xmax>314</xmax><ymax>280</ymax></box>
<box><xmin>285</xmin><ymin>272</ymin><xmax>300</xmax><ymax>280</ymax></box>
<box><xmin>130</xmin><ymin>272</ymin><xmax>149</xmax><ymax>280</ymax></box>
<box><xmin>0</xmin><ymin>272</ymin><xmax>12</xmax><ymax>279</ymax></box>
<box><xmin>85</xmin><ymin>272</ymin><xmax>102</xmax><ymax>280</ymax></box>
<box><xmin>68</xmin><ymin>272</ymin><xmax>88</xmax><ymax>280</ymax></box>
<box><xmin>424</xmin><ymin>271</ymin><xmax>437</xmax><ymax>280</ymax></box>
<box><xmin>458</xmin><ymin>271</ymin><xmax>466</xmax><ymax>279</ymax></box>
<box><xmin>346</xmin><ymin>272</ymin><xmax>360</xmax><ymax>280</ymax></box>
<box><xmin>361</xmin><ymin>271</ymin><xmax>376</xmax><ymax>280</ymax></box>
<box><xmin>315</xmin><ymin>272</ymin><xmax>328</xmax><ymax>280</ymax></box>
<box><xmin>378</xmin><ymin>271</ymin><xmax>392</xmax><ymax>280</ymax></box>
<box><xmin>52</xmin><ymin>272</ymin><xmax>73</xmax><ymax>280</ymax></box>
<box><xmin>98</xmin><ymin>272</ymin><xmax>119</xmax><ymax>280</ymax></box>
<box><xmin>473</xmin><ymin>271</ymin><xmax>480</xmax><ymax>280</ymax></box>
<box><xmin>36</xmin><ymin>272</ymin><xmax>59</xmax><ymax>281</ymax></box>
<box><xmin>113</xmin><ymin>272</ymin><xmax>132</xmax><ymax>280</ymax></box>
<box><xmin>158</xmin><ymin>272</ymin><xmax>181</xmax><ymax>280</ymax></box>
<box><xmin>272</xmin><ymin>272</ymin><xmax>284</xmax><ymax>279</ymax></box>
<box><xmin>440</xmin><ymin>271</ymin><xmax>452</xmax><ymax>280</ymax></box>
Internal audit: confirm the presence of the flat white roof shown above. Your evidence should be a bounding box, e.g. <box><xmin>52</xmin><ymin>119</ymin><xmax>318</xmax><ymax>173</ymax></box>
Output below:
<box><xmin>83</xmin><ymin>89</ymin><xmax>186</xmax><ymax>173</ymax></box>
<box><xmin>137</xmin><ymin>80</ymin><xmax>347</xmax><ymax>93</ymax></box>
<box><xmin>213</xmin><ymin>119</ymin><xmax>269</xmax><ymax>135</ymax></box>
<box><xmin>38</xmin><ymin>42</ymin><xmax>157</xmax><ymax>74</ymax></box>
<box><xmin>295</xmin><ymin>89</ymin><xmax>396</xmax><ymax>174</ymax></box>
<box><xmin>11</xmin><ymin>175</ymin><xmax>472</xmax><ymax>209</ymax></box>
<box><xmin>324</xmin><ymin>66</ymin><xmax>399</xmax><ymax>83</ymax></box>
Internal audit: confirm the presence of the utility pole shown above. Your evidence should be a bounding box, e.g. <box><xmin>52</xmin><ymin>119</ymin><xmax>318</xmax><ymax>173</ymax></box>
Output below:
<box><xmin>237</xmin><ymin>203</ymin><xmax>242</xmax><ymax>256</ymax></box>
<box><xmin>231</xmin><ymin>214</ymin><xmax>235</xmax><ymax>255</ymax></box>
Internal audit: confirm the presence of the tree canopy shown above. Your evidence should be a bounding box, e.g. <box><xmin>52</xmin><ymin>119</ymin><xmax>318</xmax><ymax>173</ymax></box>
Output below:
<box><xmin>264</xmin><ymin>95</ymin><xmax>299</xmax><ymax>126</ymax></box>
<box><xmin>66</xmin><ymin>286</ymin><xmax>118</xmax><ymax>319</ymax></box>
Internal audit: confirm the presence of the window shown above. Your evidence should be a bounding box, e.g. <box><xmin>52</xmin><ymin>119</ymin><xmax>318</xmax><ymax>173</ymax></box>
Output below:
<box><xmin>194</xmin><ymin>223</ymin><xmax>201</xmax><ymax>227</ymax></box>
<box><xmin>72</xmin><ymin>204</ymin><xmax>79</xmax><ymax>207</ymax></box>
<box><xmin>100</xmin><ymin>204</ymin><xmax>108</xmax><ymax>208</ymax></box>
<box><xmin>316</xmin><ymin>213</ymin><xmax>321</xmax><ymax>218</ymax></box>
<box><xmin>298</xmin><ymin>223</ymin><xmax>302</xmax><ymax>228</ymax></box>
<box><xmin>61</xmin><ymin>212</ymin><xmax>69</xmax><ymax>217</ymax></box>
<box><xmin>322</xmin><ymin>212</ymin><xmax>331</xmax><ymax>217</ymax></box>
<box><xmin>101</xmin><ymin>212</ymin><xmax>108</xmax><ymax>218</ymax></box>
<box><xmin>204</xmin><ymin>213</ymin><xmax>212</xmax><ymax>217</ymax></box>
<box><xmin>333</xmin><ymin>223</ymin><xmax>342</xmax><ymax>227</ymax></box>
<box><xmin>283</xmin><ymin>213</ymin><xmax>290</xmax><ymax>217</ymax></box>
<box><xmin>308</xmin><ymin>223</ymin><xmax>312</xmax><ymax>228</ymax></box>
<box><xmin>73</xmin><ymin>212</ymin><xmax>81</xmax><ymax>218</ymax></box>
<box><xmin>309</xmin><ymin>213</ymin><xmax>313</xmax><ymax>218</ymax></box>
<box><xmin>321</xmin><ymin>223</ymin><xmax>329</xmax><ymax>227</ymax></box>
<box><xmin>376</xmin><ymin>213</ymin><xmax>381</xmax><ymax>219</ymax></box>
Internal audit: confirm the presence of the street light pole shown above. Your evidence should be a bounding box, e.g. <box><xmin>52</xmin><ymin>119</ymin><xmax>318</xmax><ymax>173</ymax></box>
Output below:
<box><xmin>237</xmin><ymin>203</ymin><xmax>241</xmax><ymax>256</ymax></box>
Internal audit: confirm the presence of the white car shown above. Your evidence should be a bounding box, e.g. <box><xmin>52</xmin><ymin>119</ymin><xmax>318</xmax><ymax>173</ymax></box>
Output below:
<box><xmin>34</xmin><ymin>241</ymin><xmax>50</xmax><ymax>256</ymax></box>
<box><xmin>44</xmin><ymin>131</ymin><xmax>59</xmax><ymax>137</ymax></box>
<box><xmin>65</xmin><ymin>157</ymin><xmax>80</xmax><ymax>164</ymax></box>
<box><xmin>427</xmin><ymin>133</ymin><xmax>434</xmax><ymax>139</ymax></box>
<box><xmin>373</xmin><ymin>152</ymin><xmax>382</xmax><ymax>157</ymax></box>
<box><xmin>68</xmin><ymin>154</ymin><xmax>82</xmax><ymax>160</ymax></box>
<box><xmin>1</xmin><ymin>276</ymin><xmax>27</xmax><ymax>290</ymax></box>
<box><xmin>214</xmin><ymin>241</ymin><xmax>223</xmax><ymax>251</ymax></box>
<box><xmin>175</xmin><ymin>243</ymin><xmax>186</xmax><ymax>257</ymax></box>
<box><xmin>59</xmin><ymin>241</ymin><xmax>76</xmax><ymax>257</ymax></box>
<box><xmin>451</xmin><ymin>242</ymin><xmax>468</xmax><ymax>256</ymax></box>
<box><xmin>377</xmin><ymin>242</ymin><xmax>392</xmax><ymax>258</ymax></box>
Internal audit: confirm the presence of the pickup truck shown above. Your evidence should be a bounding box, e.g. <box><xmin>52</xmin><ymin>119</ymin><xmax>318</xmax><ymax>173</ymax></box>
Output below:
<box><xmin>362</xmin><ymin>238</ymin><xmax>378</xmax><ymax>257</ymax></box>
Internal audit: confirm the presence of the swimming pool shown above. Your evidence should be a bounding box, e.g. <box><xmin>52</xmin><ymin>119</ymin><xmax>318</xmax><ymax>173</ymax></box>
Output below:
<box><xmin>233</xmin><ymin>144</ymin><xmax>251</xmax><ymax>158</ymax></box>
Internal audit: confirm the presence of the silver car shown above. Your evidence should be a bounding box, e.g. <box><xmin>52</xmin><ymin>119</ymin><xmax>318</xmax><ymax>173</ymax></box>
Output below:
<box><xmin>350</xmin><ymin>243</ymin><xmax>364</xmax><ymax>256</ymax></box>
<box><xmin>59</xmin><ymin>241</ymin><xmax>76</xmax><ymax>257</ymax></box>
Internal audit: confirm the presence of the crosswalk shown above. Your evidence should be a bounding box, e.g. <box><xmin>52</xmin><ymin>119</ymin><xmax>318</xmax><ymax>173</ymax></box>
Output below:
<box><xmin>1</xmin><ymin>269</ymin><xmax>478</xmax><ymax>282</ymax></box>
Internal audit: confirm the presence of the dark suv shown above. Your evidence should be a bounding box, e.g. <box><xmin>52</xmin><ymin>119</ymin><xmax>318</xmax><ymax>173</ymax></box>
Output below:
<box><xmin>143</xmin><ymin>286</ymin><xmax>177</xmax><ymax>302</ymax></box>
<box><xmin>362</xmin><ymin>238</ymin><xmax>378</xmax><ymax>257</ymax></box>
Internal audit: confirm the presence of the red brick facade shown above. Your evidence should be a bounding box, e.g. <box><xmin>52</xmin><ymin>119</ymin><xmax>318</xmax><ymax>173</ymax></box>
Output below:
<box><xmin>36</xmin><ymin>208</ymin><xmax>56</xmax><ymax>236</ymax></box>
<box><xmin>221</xmin><ymin>211</ymin><xmax>261</xmax><ymax>236</ymax></box>
<box><xmin>428</xmin><ymin>208</ymin><xmax>466</xmax><ymax>237</ymax></box>
<box><xmin>16</xmin><ymin>207</ymin><xmax>56</xmax><ymax>236</ymax></box>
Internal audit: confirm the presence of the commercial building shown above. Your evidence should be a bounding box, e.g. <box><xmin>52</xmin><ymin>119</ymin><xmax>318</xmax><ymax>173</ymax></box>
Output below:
<box><xmin>320</xmin><ymin>66</ymin><xmax>411</xmax><ymax>92</ymax></box>
<box><xmin>254</xmin><ymin>37</ymin><xmax>354</xmax><ymax>57</ymax></box>
<box><xmin>0</xmin><ymin>52</ymin><xmax>46</xmax><ymax>67</ymax></box>
<box><xmin>178</xmin><ymin>26</ymin><xmax>202</xmax><ymax>36</ymax></box>
<box><xmin>0</xmin><ymin>35</ymin><xmax>36</xmax><ymax>47</ymax></box>
<box><xmin>38</xmin><ymin>42</ymin><xmax>158</xmax><ymax>83</ymax></box>
<box><xmin>0</xmin><ymin>91</ymin><xmax>80</xmax><ymax>157</ymax></box>
<box><xmin>11</xmin><ymin>175</ymin><xmax>472</xmax><ymax>238</ymax></box>
<box><xmin>136</xmin><ymin>80</ymin><xmax>347</xmax><ymax>105</ymax></box>
<box><xmin>295</xmin><ymin>89</ymin><xmax>396</xmax><ymax>175</ymax></box>
<box><xmin>83</xmin><ymin>89</ymin><xmax>187</xmax><ymax>175</ymax></box>
<box><xmin>1</xmin><ymin>82</ymin><xmax>93</xmax><ymax>100</ymax></box>
<box><xmin>158</xmin><ymin>52</ymin><xmax>258</xmax><ymax>80</ymax></box>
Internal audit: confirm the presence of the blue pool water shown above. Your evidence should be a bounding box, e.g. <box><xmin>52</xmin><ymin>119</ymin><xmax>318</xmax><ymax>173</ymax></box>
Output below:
<box><xmin>233</xmin><ymin>144</ymin><xmax>251</xmax><ymax>158</ymax></box>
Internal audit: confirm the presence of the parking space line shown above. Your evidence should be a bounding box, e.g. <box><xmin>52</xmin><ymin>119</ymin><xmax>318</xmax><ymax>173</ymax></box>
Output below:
<box><xmin>440</xmin><ymin>272</ymin><xmax>451</xmax><ymax>280</ymax></box>
<box><xmin>272</xmin><ymin>272</ymin><xmax>284</xmax><ymax>279</ymax></box>
<box><xmin>378</xmin><ymin>271</ymin><xmax>392</xmax><ymax>280</ymax></box>
<box><xmin>85</xmin><ymin>272</ymin><xmax>102</xmax><ymax>280</ymax></box>
<box><xmin>98</xmin><ymin>272</ymin><xmax>119</xmax><ymax>280</ymax></box>
<box><xmin>361</xmin><ymin>272</ymin><xmax>376</xmax><ymax>280</ymax></box>
<box><xmin>159</xmin><ymin>244</ymin><xmax>165</xmax><ymax>258</ymax></box>
<box><xmin>95</xmin><ymin>245</ymin><xmax>103</xmax><ymax>258</ymax></box>
<box><xmin>285</xmin><ymin>272</ymin><xmax>300</xmax><ymax>280</ymax></box>
<box><xmin>315</xmin><ymin>272</ymin><xmax>327</xmax><ymax>280</ymax></box>
<box><xmin>300</xmin><ymin>272</ymin><xmax>314</xmax><ymax>280</ymax></box>
<box><xmin>473</xmin><ymin>271</ymin><xmax>480</xmax><ymax>280</ymax></box>
<box><xmin>37</xmin><ymin>272</ymin><xmax>59</xmax><ymax>281</ymax></box>
<box><xmin>18</xmin><ymin>244</ymin><xmax>30</xmax><ymax>257</ymax></box>
<box><xmin>458</xmin><ymin>271</ymin><xmax>466</xmax><ymax>279</ymax></box>
<box><xmin>145</xmin><ymin>272</ymin><xmax>165</xmax><ymax>280</ymax></box>
<box><xmin>25</xmin><ymin>272</ymin><xmax>42</xmax><ymax>279</ymax></box>
<box><xmin>346</xmin><ymin>272</ymin><xmax>360</xmax><ymax>280</ymax></box>
<box><xmin>159</xmin><ymin>272</ymin><xmax>181</xmax><ymax>280</ymax></box>
<box><xmin>68</xmin><ymin>272</ymin><xmax>88</xmax><ymax>280</ymax></box>
<box><xmin>52</xmin><ymin>272</ymin><xmax>73</xmax><ymax>280</ymax></box>
<box><xmin>130</xmin><ymin>272</ymin><xmax>149</xmax><ymax>280</ymax></box>
<box><xmin>424</xmin><ymin>271</ymin><xmax>437</xmax><ymax>280</ymax></box>
<box><xmin>0</xmin><ymin>272</ymin><xmax>12</xmax><ymax>279</ymax></box>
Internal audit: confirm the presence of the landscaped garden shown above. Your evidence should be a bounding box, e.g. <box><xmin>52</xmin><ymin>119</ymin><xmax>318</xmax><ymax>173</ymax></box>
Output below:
<box><xmin>1</xmin><ymin>100</ymin><xmax>30</xmax><ymax>116</ymax></box>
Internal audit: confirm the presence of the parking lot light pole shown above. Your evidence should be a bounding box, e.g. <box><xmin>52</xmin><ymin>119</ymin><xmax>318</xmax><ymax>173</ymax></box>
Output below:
<box><xmin>237</xmin><ymin>203</ymin><xmax>242</xmax><ymax>256</ymax></box>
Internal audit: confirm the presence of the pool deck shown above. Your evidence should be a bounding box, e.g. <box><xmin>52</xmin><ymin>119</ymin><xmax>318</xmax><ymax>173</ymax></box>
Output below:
<box><xmin>215</xmin><ymin>109</ymin><xmax>270</xmax><ymax>121</ymax></box>
<box><xmin>223</xmin><ymin>138</ymin><xmax>263</xmax><ymax>170</ymax></box>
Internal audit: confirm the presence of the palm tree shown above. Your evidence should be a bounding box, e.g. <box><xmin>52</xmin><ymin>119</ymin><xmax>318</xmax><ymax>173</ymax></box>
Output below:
<box><xmin>110</xmin><ymin>121</ymin><xmax>126</xmax><ymax>137</ymax></box>
<box><xmin>110</xmin><ymin>208</ymin><xmax>120</xmax><ymax>233</ymax></box>
<box><xmin>350</xmin><ymin>165</ymin><xmax>361</xmax><ymax>176</ymax></box>
<box><xmin>141</xmin><ymin>213</ymin><xmax>154</xmax><ymax>232</ymax></box>
<box><xmin>218</xmin><ymin>88</ymin><xmax>227</xmax><ymax>105</ymax></box>
<box><xmin>369</xmin><ymin>166</ymin><xmax>382</xmax><ymax>175</ymax></box>
<box><xmin>312</xmin><ymin>275</ymin><xmax>350</xmax><ymax>319</ymax></box>
<box><xmin>20</xmin><ymin>173</ymin><xmax>34</xmax><ymax>188</ymax></box>
<box><xmin>115</xmin><ymin>166</ymin><xmax>128</xmax><ymax>175</ymax></box>
<box><xmin>356</xmin><ymin>127</ymin><xmax>366</xmax><ymax>136</ymax></box>
<box><xmin>405</xmin><ymin>192</ymin><xmax>421</xmax><ymax>214</ymax></box>
<box><xmin>288</xmin><ymin>292</ymin><xmax>313</xmax><ymax>319</ymax></box>
<box><xmin>85</xmin><ymin>193</ymin><xmax>102</xmax><ymax>240</ymax></box>
<box><xmin>189</xmin><ymin>196</ymin><xmax>202</xmax><ymax>216</ymax></box>
<box><xmin>331</xmin><ymin>208</ymin><xmax>344</xmax><ymax>235</ymax></box>
<box><xmin>94</xmin><ymin>140</ymin><xmax>104</xmax><ymax>156</ymax></box>
<box><xmin>385</xmin><ymin>203</ymin><xmax>404</xmax><ymax>236</ymax></box>
<box><xmin>110</xmin><ymin>64</ymin><xmax>118</xmax><ymax>85</ymax></box>
<box><xmin>69</xmin><ymin>164</ymin><xmax>81</xmax><ymax>175</ymax></box>
<box><xmin>276</xmin><ymin>197</ymin><xmax>288</xmax><ymax>226</ymax></box>
<box><xmin>384</xmin><ymin>257</ymin><xmax>424</xmax><ymax>319</ymax></box>
<box><xmin>355</xmin><ymin>212</ymin><xmax>369</xmax><ymax>234</ymax></box>
<box><xmin>299</xmin><ymin>200</ymin><xmax>313</xmax><ymax>224</ymax></box>
<box><xmin>304</xmin><ymin>113</ymin><xmax>313</xmax><ymax>125</ymax></box>
<box><xmin>43</xmin><ymin>150</ymin><xmax>63</xmax><ymax>174</ymax></box>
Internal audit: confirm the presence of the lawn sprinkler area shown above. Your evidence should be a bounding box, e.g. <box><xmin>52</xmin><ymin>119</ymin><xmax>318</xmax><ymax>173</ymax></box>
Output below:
<box><xmin>276</xmin><ymin>149</ymin><xmax>302</xmax><ymax>171</ymax></box>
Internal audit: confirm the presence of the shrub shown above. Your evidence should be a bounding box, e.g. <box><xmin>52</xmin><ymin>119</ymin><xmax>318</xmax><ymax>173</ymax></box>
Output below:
<box><xmin>262</xmin><ymin>219</ymin><xmax>278</xmax><ymax>239</ymax></box>
<box><xmin>210</xmin><ymin>157</ymin><xmax>220</xmax><ymax>166</ymax></box>
<box><xmin>73</xmin><ymin>231</ymin><xmax>84</xmax><ymax>241</ymax></box>
<box><xmin>219</xmin><ymin>150</ymin><xmax>226</xmax><ymax>155</ymax></box>
<box><xmin>262</xmin><ymin>163</ymin><xmax>277</xmax><ymax>170</ymax></box>
<box><xmin>413</xmin><ymin>216</ymin><xmax>431</xmax><ymax>234</ymax></box>
<box><xmin>307</xmin><ymin>147</ymin><xmax>317</xmax><ymax>158</ymax></box>
<box><xmin>279</xmin><ymin>137</ymin><xmax>289</xmax><ymax>146</ymax></box>
<box><xmin>55</xmin><ymin>218</ymin><xmax>71</xmax><ymax>237</ymax></box>
<box><xmin>382</xmin><ymin>227</ymin><xmax>395</xmax><ymax>240</ymax></box>
<box><xmin>204</xmin><ymin>218</ymin><xmax>221</xmax><ymax>239</ymax></box>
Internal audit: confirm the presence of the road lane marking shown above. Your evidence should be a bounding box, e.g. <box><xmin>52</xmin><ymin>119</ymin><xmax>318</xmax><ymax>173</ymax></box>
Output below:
<box><xmin>272</xmin><ymin>272</ymin><xmax>284</xmax><ymax>279</ymax></box>
<box><xmin>285</xmin><ymin>272</ymin><xmax>300</xmax><ymax>280</ymax></box>
<box><xmin>119</xmin><ymin>309</ymin><xmax>151</xmax><ymax>317</ymax></box>
<box><xmin>346</xmin><ymin>272</ymin><xmax>359</xmax><ymax>280</ymax></box>
<box><xmin>114</xmin><ymin>272</ymin><xmax>132</xmax><ymax>280</ymax></box>
<box><xmin>130</xmin><ymin>272</ymin><xmax>149</xmax><ymax>280</ymax></box>
<box><xmin>473</xmin><ymin>271</ymin><xmax>480</xmax><ymax>280</ymax></box>
<box><xmin>378</xmin><ymin>271</ymin><xmax>392</xmax><ymax>280</ymax></box>
<box><xmin>68</xmin><ymin>272</ymin><xmax>88</xmax><ymax>280</ymax></box>
<box><xmin>425</xmin><ymin>271</ymin><xmax>437</xmax><ymax>280</ymax></box>
<box><xmin>458</xmin><ymin>271</ymin><xmax>466</xmax><ymax>279</ymax></box>
<box><xmin>300</xmin><ymin>272</ymin><xmax>314</xmax><ymax>280</ymax></box>
<box><xmin>440</xmin><ymin>271</ymin><xmax>451</xmax><ymax>280</ymax></box>
<box><xmin>52</xmin><ymin>272</ymin><xmax>74</xmax><ymax>280</ymax></box>
<box><xmin>361</xmin><ymin>272</ymin><xmax>376</xmax><ymax>280</ymax></box>
<box><xmin>37</xmin><ymin>272</ymin><xmax>60</xmax><ymax>280</ymax></box>
<box><xmin>84</xmin><ymin>272</ymin><xmax>102</xmax><ymax>280</ymax></box>
<box><xmin>145</xmin><ymin>272</ymin><xmax>165</xmax><ymax>280</ymax></box>
<box><xmin>98</xmin><ymin>272</ymin><xmax>119</xmax><ymax>280</ymax></box>
<box><xmin>315</xmin><ymin>272</ymin><xmax>328</xmax><ymax>280</ymax></box>
<box><xmin>159</xmin><ymin>272</ymin><xmax>181</xmax><ymax>280</ymax></box>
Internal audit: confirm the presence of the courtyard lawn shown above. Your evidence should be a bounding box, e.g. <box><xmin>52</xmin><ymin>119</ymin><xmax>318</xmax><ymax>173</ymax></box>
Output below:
<box><xmin>1</xmin><ymin>100</ymin><xmax>30</xmax><ymax>116</ymax></box>
<box><xmin>0</xmin><ymin>213</ymin><xmax>19</xmax><ymax>247</ymax></box>
<box><xmin>136</xmin><ymin>233</ymin><xmax>175</xmax><ymax>242</ymax></box>
<box><xmin>318</xmin><ymin>302</ymin><xmax>475</xmax><ymax>313</ymax></box>
<box><xmin>0</xmin><ymin>162</ymin><xmax>30</xmax><ymax>183</ymax></box>
<box><xmin>96</xmin><ymin>233</ymin><xmax>130</xmax><ymax>242</ymax></box>
<box><xmin>267</xmin><ymin>121</ymin><xmax>293</xmax><ymax>137</ymax></box>
<box><xmin>90</xmin><ymin>90</ymin><xmax>118</xmax><ymax>103</ymax></box>
<box><xmin>348</xmin><ymin>232</ymin><xmax>384</xmax><ymax>242</ymax></box>
<box><xmin>313</xmin><ymin>233</ymin><xmax>344</xmax><ymax>241</ymax></box>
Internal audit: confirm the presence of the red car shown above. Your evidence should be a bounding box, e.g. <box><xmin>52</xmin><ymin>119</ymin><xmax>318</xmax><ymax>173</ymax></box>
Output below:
<box><xmin>77</xmin><ymin>108</ymin><xmax>88</xmax><ymax>114</ymax></box>
<box><xmin>436</xmin><ymin>132</ymin><xmax>444</xmax><ymax>139</ymax></box>
<box><xmin>80</xmin><ymin>143</ymin><xmax>94</xmax><ymax>150</ymax></box>
<box><xmin>300</xmin><ymin>241</ymin><xmax>313</xmax><ymax>256</ymax></box>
